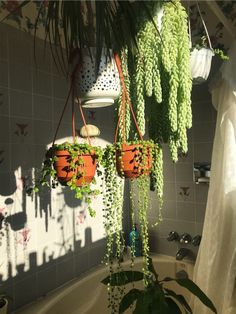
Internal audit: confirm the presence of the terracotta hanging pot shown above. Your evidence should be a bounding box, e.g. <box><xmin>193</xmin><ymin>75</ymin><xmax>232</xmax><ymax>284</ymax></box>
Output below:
<box><xmin>116</xmin><ymin>143</ymin><xmax>152</xmax><ymax>179</ymax></box>
<box><xmin>54</xmin><ymin>150</ymin><xmax>96</xmax><ymax>186</ymax></box>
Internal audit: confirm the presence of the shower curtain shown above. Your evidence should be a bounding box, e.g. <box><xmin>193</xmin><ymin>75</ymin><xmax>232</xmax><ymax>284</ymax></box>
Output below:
<box><xmin>193</xmin><ymin>42</ymin><xmax>236</xmax><ymax>314</ymax></box>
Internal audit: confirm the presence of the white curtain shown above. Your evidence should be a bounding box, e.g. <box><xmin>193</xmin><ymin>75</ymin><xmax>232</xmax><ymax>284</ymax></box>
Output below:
<box><xmin>193</xmin><ymin>42</ymin><xmax>236</xmax><ymax>314</ymax></box>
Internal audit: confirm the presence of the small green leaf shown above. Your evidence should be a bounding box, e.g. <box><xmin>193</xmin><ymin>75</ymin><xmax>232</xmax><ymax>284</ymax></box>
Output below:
<box><xmin>164</xmin><ymin>288</ymin><xmax>192</xmax><ymax>313</ymax></box>
<box><xmin>165</xmin><ymin>297</ymin><xmax>182</xmax><ymax>314</ymax></box>
<box><xmin>119</xmin><ymin>289</ymin><xmax>142</xmax><ymax>313</ymax></box>
<box><xmin>162</xmin><ymin>278</ymin><xmax>217</xmax><ymax>314</ymax></box>
<box><xmin>101</xmin><ymin>271</ymin><xmax>144</xmax><ymax>286</ymax></box>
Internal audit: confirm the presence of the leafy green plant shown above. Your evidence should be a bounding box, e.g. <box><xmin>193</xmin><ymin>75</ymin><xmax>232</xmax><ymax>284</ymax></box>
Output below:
<box><xmin>102</xmin><ymin>257</ymin><xmax>217</xmax><ymax>314</ymax></box>
<box><xmin>27</xmin><ymin>142</ymin><xmax>103</xmax><ymax>217</ymax></box>
<box><xmin>193</xmin><ymin>36</ymin><xmax>229</xmax><ymax>60</ymax></box>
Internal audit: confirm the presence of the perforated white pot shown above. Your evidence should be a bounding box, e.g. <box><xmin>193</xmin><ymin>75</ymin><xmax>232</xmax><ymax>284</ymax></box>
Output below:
<box><xmin>190</xmin><ymin>48</ymin><xmax>214</xmax><ymax>85</ymax></box>
<box><xmin>73</xmin><ymin>48</ymin><xmax>121</xmax><ymax>108</ymax></box>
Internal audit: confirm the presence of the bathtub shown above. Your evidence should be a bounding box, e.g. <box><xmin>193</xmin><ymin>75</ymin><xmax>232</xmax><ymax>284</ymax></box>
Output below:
<box><xmin>16</xmin><ymin>254</ymin><xmax>194</xmax><ymax>314</ymax></box>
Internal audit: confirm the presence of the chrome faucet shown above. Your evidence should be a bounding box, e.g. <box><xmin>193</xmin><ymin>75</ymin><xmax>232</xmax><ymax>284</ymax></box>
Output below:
<box><xmin>176</xmin><ymin>248</ymin><xmax>192</xmax><ymax>261</ymax></box>
<box><xmin>179</xmin><ymin>233</ymin><xmax>192</xmax><ymax>244</ymax></box>
<box><xmin>192</xmin><ymin>235</ymin><xmax>202</xmax><ymax>246</ymax></box>
<box><xmin>167</xmin><ymin>231</ymin><xmax>179</xmax><ymax>242</ymax></box>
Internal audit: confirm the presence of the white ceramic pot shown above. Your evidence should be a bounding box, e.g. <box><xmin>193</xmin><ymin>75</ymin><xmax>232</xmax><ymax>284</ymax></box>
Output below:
<box><xmin>73</xmin><ymin>48</ymin><xmax>121</xmax><ymax>108</ymax></box>
<box><xmin>0</xmin><ymin>299</ymin><xmax>8</xmax><ymax>314</ymax></box>
<box><xmin>190</xmin><ymin>48</ymin><xmax>214</xmax><ymax>85</ymax></box>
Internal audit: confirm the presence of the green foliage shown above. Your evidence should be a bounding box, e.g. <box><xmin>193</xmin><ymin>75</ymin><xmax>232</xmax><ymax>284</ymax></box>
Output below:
<box><xmin>193</xmin><ymin>36</ymin><xmax>229</xmax><ymax>60</ymax></box>
<box><xmin>122</xmin><ymin>0</ymin><xmax>192</xmax><ymax>162</ymax></box>
<box><xmin>26</xmin><ymin>142</ymin><xmax>103</xmax><ymax>217</ymax></box>
<box><xmin>102</xmin><ymin>257</ymin><xmax>217</xmax><ymax>314</ymax></box>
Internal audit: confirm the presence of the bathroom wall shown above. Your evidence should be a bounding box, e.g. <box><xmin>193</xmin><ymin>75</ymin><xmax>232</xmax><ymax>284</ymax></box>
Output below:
<box><xmin>148</xmin><ymin>78</ymin><xmax>217</xmax><ymax>259</ymax></box>
<box><xmin>0</xmin><ymin>23</ymin><xmax>117</xmax><ymax>312</ymax></box>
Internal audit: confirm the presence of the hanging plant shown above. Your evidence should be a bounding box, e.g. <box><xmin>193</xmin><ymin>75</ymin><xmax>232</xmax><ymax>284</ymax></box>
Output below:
<box><xmin>100</xmin><ymin>54</ymin><xmax>164</xmax><ymax>312</ymax></box>
<box><xmin>26</xmin><ymin>86</ymin><xmax>103</xmax><ymax>218</ymax></box>
<box><xmin>119</xmin><ymin>0</ymin><xmax>192</xmax><ymax>162</ymax></box>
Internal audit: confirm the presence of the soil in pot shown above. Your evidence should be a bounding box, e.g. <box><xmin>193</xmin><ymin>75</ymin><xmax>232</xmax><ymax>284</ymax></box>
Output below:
<box><xmin>54</xmin><ymin>150</ymin><xmax>96</xmax><ymax>186</ymax></box>
<box><xmin>116</xmin><ymin>144</ymin><xmax>152</xmax><ymax>179</ymax></box>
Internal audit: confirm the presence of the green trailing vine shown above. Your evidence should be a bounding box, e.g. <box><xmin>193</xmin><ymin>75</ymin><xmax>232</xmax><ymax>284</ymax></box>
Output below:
<box><xmin>121</xmin><ymin>0</ymin><xmax>192</xmax><ymax>162</ymax></box>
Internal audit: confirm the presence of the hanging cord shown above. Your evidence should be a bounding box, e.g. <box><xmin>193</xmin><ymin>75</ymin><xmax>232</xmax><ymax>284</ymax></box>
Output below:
<box><xmin>188</xmin><ymin>1</ymin><xmax>213</xmax><ymax>51</ymax></box>
<box><xmin>114</xmin><ymin>52</ymin><xmax>144</xmax><ymax>144</ymax></box>
<box><xmin>52</xmin><ymin>49</ymin><xmax>92</xmax><ymax>146</ymax></box>
<box><xmin>52</xmin><ymin>84</ymin><xmax>73</xmax><ymax>145</ymax></box>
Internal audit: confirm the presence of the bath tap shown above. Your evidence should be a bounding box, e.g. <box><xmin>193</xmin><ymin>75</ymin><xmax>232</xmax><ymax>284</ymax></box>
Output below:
<box><xmin>179</xmin><ymin>233</ymin><xmax>192</xmax><ymax>244</ymax></box>
<box><xmin>192</xmin><ymin>235</ymin><xmax>202</xmax><ymax>246</ymax></box>
<box><xmin>167</xmin><ymin>231</ymin><xmax>179</xmax><ymax>242</ymax></box>
<box><xmin>176</xmin><ymin>248</ymin><xmax>192</xmax><ymax>261</ymax></box>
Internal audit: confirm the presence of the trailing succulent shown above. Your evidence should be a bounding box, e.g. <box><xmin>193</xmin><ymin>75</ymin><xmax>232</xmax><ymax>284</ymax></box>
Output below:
<box><xmin>119</xmin><ymin>0</ymin><xmax>192</xmax><ymax>162</ymax></box>
<box><xmin>102</xmin><ymin>257</ymin><xmax>217</xmax><ymax>314</ymax></box>
<box><xmin>27</xmin><ymin>142</ymin><xmax>103</xmax><ymax>217</ymax></box>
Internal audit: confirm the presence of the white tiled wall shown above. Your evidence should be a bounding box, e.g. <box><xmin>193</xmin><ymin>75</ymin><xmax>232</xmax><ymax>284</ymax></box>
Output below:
<box><xmin>0</xmin><ymin>23</ymin><xmax>114</xmax><ymax>312</ymax></box>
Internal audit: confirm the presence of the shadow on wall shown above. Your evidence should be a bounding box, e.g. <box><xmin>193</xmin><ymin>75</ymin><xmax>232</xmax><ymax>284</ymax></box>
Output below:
<box><xmin>0</xmin><ymin>21</ymin><xmax>119</xmax><ymax>313</ymax></box>
<box><xmin>0</xmin><ymin>227</ymin><xmax>106</xmax><ymax>312</ymax></box>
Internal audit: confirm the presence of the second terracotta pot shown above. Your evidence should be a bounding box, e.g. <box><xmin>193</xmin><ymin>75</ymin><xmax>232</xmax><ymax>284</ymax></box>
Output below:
<box><xmin>116</xmin><ymin>144</ymin><xmax>152</xmax><ymax>179</ymax></box>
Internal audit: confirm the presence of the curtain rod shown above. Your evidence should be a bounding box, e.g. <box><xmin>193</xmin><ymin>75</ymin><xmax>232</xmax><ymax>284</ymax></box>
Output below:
<box><xmin>206</xmin><ymin>1</ymin><xmax>236</xmax><ymax>40</ymax></box>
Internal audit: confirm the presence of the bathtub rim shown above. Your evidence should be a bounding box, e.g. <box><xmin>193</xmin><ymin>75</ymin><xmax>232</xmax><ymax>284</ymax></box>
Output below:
<box><xmin>14</xmin><ymin>254</ymin><xmax>194</xmax><ymax>314</ymax></box>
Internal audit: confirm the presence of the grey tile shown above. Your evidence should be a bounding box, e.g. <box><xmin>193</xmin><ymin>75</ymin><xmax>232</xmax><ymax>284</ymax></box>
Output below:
<box><xmin>175</xmin><ymin>163</ymin><xmax>194</xmax><ymax>182</ymax></box>
<box><xmin>53</xmin><ymin>98</ymin><xmax>71</xmax><ymax>124</ymax></box>
<box><xmin>0</xmin><ymin>143</ymin><xmax>10</xmax><ymax>172</ymax></box>
<box><xmin>88</xmin><ymin>243</ymin><xmax>106</xmax><ymax>268</ymax></box>
<box><xmin>33</xmin><ymin>120</ymin><xmax>53</xmax><ymax>145</ymax></box>
<box><xmin>32</xmin><ymin>40</ymin><xmax>51</xmax><ymax>73</ymax></box>
<box><xmin>195</xmin><ymin>203</ymin><xmax>206</xmax><ymax>223</ymax></box>
<box><xmin>0</xmin><ymin>116</ymin><xmax>10</xmax><ymax>143</ymax></box>
<box><xmin>11</xmin><ymin>143</ymin><xmax>35</xmax><ymax>170</ymax></box>
<box><xmin>0</xmin><ymin>87</ymin><xmax>9</xmax><ymax>116</ymax></box>
<box><xmin>195</xmin><ymin>184</ymin><xmax>209</xmax><ymax>203</ymax></box>
<box><xmin>195</xmin><ymin>222</ymin><xmax>204</xmax><ymax>235</ymax></box>
<box><xmin>176</xmin><ymin>202</ymin><xmax>195</xmax><ymax>222</ymax></box>
<box><xmin>192</xmin><ymin>99</ymin><xmax>213</xmax><ymax>124</ymax></box>
<box><xmin>10</xmin><ymin>90</ymin><xmax>32</xmax><ymax>118</ymax></box>
<box><xmin>33</xmin><ymin>95</ymin><xmax>52</xmax><ymax>121</ymax></box>
<box><xmin>53</xmin><ymin>75</ymin><xmax>69</xmax><ymax>99</ymax></box>
<box><xmin>13</xmin><ymin>274</ymin><xmax>37</xmax><ymax>309</ymax></box>
<box><xmin>157</xmin><ymin>218</ymin><xmax>180</xmax><ymax>238</ymax></box>
<box><xmin>9</xmin><ymin>62</ymin><xmax>32</xmax><ymax>92</ymax></box>
<box><xmin>0</xmin><ymin>172</ymin><xmax>13</xmax><ymax>196</ymax></box>
<box><xmin>177</xmin><ymin>142</ymin><xmax>193</xmax><ymax>163</ymax></box>
<box><xmin>162</xmin><ymin>200</ymin><xmax>177</xmax><ymax>220</ymax></box>
<box><xmin>163</xmin><ymin>182</ymin><xmax>176</xmax><ymax>201</ymax></box>
<box><xmin>8</xmin><ymin>30</ymin><xmax>32</xmax><ymax>66</ymax></box>
<box><xmin>74</xmin><ymin>250</ymin><xmax>90</xmax><ymax>277</ymax></box>
<box><xmin>56</xmin><ymin>257</ymin><xmax>75</xmax><ymax>287</ymax></box>
<box><xmin>176</xmin><ymin>182</ymin><xmax>194</xmax><ymax>202</ymax></box>
<box><xmin>0</xmin><ymin>60</ymin><xmax>8</xmax><ymax>87</ymax></box>
<box><xmin>163</xmin><ymin>162</ymin><xmax>175</xmax><ymax>182</ymax></box>
<box><xmin>33</xmin><ymin>69</ymin><xmax>52</xmax><ymax>96</ymax></box>
<box><xmin>0</xmin><ymin>25</ymin><xmax>8</xmax><ymax>60</ymax></box>
<box><xmin>193</xmin><ymin>122</ymin><xmax>215</xmax><ymax>143</ymax></box>
<box><xmin>37</xmin><ymin>265</ymin><xmax>57</xmax><ymax>297</ymax></box>
<box><xmin>194</xmin><ymin>142</ymin><xmax>213</xmax><ymax>162</ymax></box>
<box><xmin>149</xmin><ymin>235</ymin><xmax>177</xmax><ymax>257</ymax></box>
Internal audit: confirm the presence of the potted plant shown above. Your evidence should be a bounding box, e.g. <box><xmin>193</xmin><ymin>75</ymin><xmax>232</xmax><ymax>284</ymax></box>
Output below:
<box><xmin>27</xmin><ymin>88</ymin><xmax>103</xmax><ymax>217</ymax></box>
<box><xmin>101</xmin><ymin>257</ymin><xmax>217</xmax><ymax>314</ymax></box>
<box><xmin>0</xmin><ymin>294</ymin><xmax>8</xmax><ymax>314</ymax></box>
<box><xmin>189</xmin><ymin>3</ymin><xmax>228</xmax><ymax>85</ymax></box>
